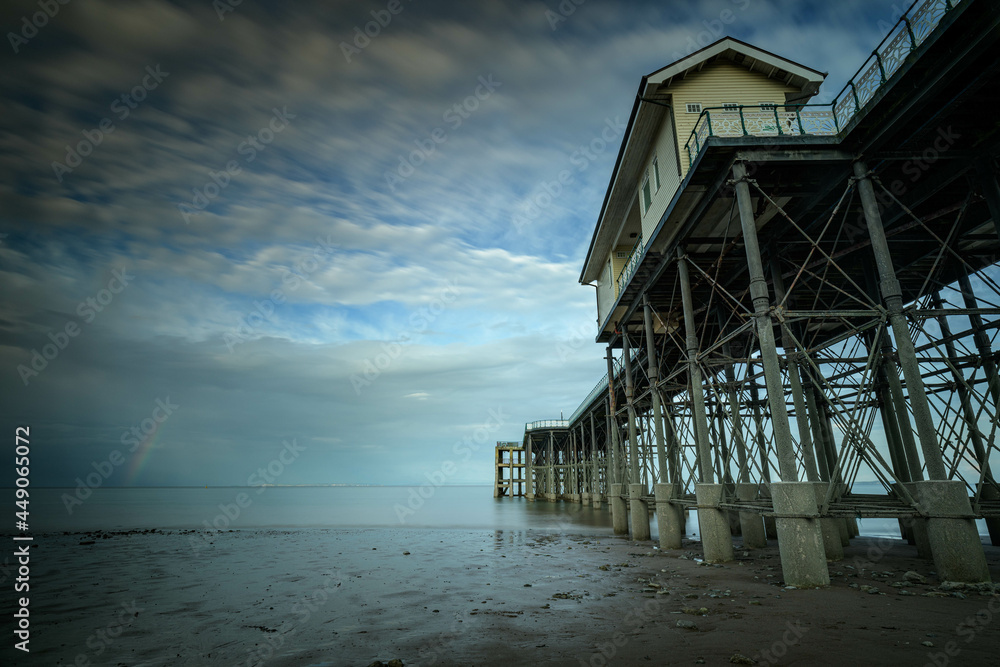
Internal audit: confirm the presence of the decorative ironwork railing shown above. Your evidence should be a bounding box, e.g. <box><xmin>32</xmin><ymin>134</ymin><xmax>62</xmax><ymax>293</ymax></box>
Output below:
<box><xmin>616</xmin><ymin>233</ymin><xmax>644</xmax><ymax>296</ymax></box>
<box><xmin>683</xmin><ymin>0</ymin><xmax>963</xmax><ymax>168</ymax></box>
<box><xmin>524</xmin><ymin>420</ymin><xmax>569</xmax><ymax>431</ymax></box>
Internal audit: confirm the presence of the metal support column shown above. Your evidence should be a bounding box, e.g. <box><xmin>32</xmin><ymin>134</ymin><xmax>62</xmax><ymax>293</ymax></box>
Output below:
<box><xmin>678</xmin><ymin>247</ymin><xmax>733</xmax><ymax>562</ymax></box>
<box><xmin>623</xmin><ymin>331</ymin><xmax>650</xmax><ymax>540</ymax></box>
<box><xmin>855</xmin><ymin>159</ymin><xmax>988</xmax><ymax>582</ymax></box>
<box><xmin>734</xmin><ymin>161</ymin><xmax>828</xmax><ymax>585</ymax></box>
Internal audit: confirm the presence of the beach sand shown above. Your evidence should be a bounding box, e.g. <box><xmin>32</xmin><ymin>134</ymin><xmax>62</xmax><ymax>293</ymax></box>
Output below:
<box><xmin>15</xmin><ymin>528</ymin><xmax>1000</xmax><ymax>666</ymax></box>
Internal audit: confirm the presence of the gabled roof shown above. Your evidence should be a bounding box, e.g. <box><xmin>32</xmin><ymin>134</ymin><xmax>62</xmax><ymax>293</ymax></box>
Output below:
<box><xmin>646</xmin><ymin>36</ymin><xmax>826</xmax><ymax>92</ymax></box>
<box><xmin>579</xmin><ymin>37</ymin><xmax>826</xmax><ymax>285</ymax></box>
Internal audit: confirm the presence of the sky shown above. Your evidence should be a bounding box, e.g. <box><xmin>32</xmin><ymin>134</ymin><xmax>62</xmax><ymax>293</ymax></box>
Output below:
<box><xmin>0</xmin><ymin>0</ymin><xmax>908</xmax><ymax>487</ymax></box>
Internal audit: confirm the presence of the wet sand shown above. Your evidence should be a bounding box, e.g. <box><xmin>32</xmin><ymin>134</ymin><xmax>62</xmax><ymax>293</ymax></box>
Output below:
<box><xmin>15</xmin><ymin>528</ymin><xmax>1000</xmax><ymax>666</ymax></box>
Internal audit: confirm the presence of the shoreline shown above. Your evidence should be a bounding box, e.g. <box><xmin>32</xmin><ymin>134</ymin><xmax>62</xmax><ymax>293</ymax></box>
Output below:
<box><xmin>15</xmin><ymin>527</ymin><xmax>1000</xmax><ymax>666</ymax></box>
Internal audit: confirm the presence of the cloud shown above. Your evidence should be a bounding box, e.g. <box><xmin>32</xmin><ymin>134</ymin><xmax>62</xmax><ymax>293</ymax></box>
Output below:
<box><xmin>0</xmin><ymin>0</ymin><xmax>913</xmax><ymax>486</ymax></box>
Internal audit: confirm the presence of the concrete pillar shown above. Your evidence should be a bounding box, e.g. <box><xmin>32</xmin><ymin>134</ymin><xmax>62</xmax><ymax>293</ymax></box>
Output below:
<box><xmin>771</xmin><ymin>482</ymin><xmax>831</xmax><ymax>587</ymax></box>
<box><xmin>856</xmin><ymin>160</ymin><xmax>988</xmax><ymax>581</ymax></box>
<box><xmin>733</xmin><ymin>161</ymin><xmax>828</xmax><ymax>585</ymax></box>
<box><xmin>655</xmin><ymin>483</ymin><xmax>683</xmax><ymax>549</ymax></box>
<box><xmin>812</xmin><ymin>482</ymin><xmax>844</xmax><ymax>561</ymax></box>
<box><xmin>629</xmin><ymin>483</ymin><xmax>651</xmax><ymax>541</ymax></box>
<box><xmin>737</xmin><ymin>483</ymin><xmax>767</xmax><ymax>549</ymax></box>
<box><xmin>911</xmin><ymin>480</ymin><xmax>990</xmax><ymax>582</ymax></box>
<box><xmin>610</xmin><ymin>483</ymin><xmax>628</xmax><ymax>535</ymax></box>
<box><xmin>696</xmin><ymin>483</ymin><xmax>735</xmax><ymax>563</ymax></box>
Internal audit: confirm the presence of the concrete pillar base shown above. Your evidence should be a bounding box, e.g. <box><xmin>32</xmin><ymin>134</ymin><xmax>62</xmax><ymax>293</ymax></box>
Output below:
<box><xmin>655</xmin><ymin>483</ymin><xmax>683</xmax><ymax>550</ymax></box>
<box><xmin>581</xmin><ymin>492</ymin><xmax>590</xmax><ymax>504</ymax></box>
<box><xmin>591</xmin><ymin>494</ymin><xmax>602</xmax><ymax>509</ymax></box>
<box><xmin>629</xmin><ymin>483</ymin><xmax>651</xmax><ymax>541</ymax></box>
<box><xmin>737</xmin><ymin>483</ymin><xmax>767</xmax><ymax>549</ymax></box>
<box><xmin>609</xmin><ymin>484</ymin><xmax>628</xmax><ymax>535</ymax></box>
<box><xmin>695</xmin><ymin>484</ymin><xmax>734</xmax><ymax>563</ymax></box>
<box><xmin>544</xmin><ymin>493</ymin><xmax>556</xmax><ymax>503</ymax></box>
<box><xmin>911</xmin><ymin>480</ymin><xmax>990</xmax><ymax>583</ymax></box>
<box><xmin>526</xmin><ymin>493</ymin><xmax>535</xmax><ymax>502</ymax></box>
<box><xmin>570</xmin><ymin>494</ymin><xmax>581</xmax><ymax>504</ymax></box>
<box><xmin>771</xmin><ymin>482</ymin><xmax>830</xmax><ymax>587</ymax></box>
<box><xmin>812</xmin><ymin>483</ymin><xmax>844</xmax><ymax>561</ymax></box>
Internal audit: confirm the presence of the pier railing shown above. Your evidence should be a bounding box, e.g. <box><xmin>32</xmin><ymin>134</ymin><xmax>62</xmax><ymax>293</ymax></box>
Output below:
<box><xmin>524</xmin><ymin>420</ymin><xmax>569</xmax><ymax>431</ymax></box>
<box><xmin>684</xmin><ymin>0</ymin><xmax>963</xmax><ymax>168</ymax></box>
<box><xmin>616</xmin><ymin>233</ymin><xmax>644</xmax><ymax>298</ymax></box>
<box><xmin>565</xmin><ymin>346</ymin><xmax>641</xmax><ymax>426</ymax></box>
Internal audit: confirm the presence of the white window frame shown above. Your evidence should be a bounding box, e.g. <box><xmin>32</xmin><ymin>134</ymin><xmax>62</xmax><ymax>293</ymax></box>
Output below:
<box><xmin>759</xmin><ymin>101</ymin><xmax>776</xmax><ymax>111</ymax></box>
<box><xmin>685</xmin><ymin>103</ymin><xmax>702</xmax><ymax>114</ymax></box>
<box><xmin>651</xmin><ymin>157</ymin><xmax>660</xmax><ymax>193</ymax></box>
<box><xmin>722</xmin><ymin>103</ymin><xmax>740</xmax><ymax>111</ymax></box>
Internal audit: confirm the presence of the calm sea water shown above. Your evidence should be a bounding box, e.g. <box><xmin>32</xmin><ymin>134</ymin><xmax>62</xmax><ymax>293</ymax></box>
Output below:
<box><xmin>23</xmin><ymin>483</ymin><xmax>989</xmax><ymax>538</ymax></box>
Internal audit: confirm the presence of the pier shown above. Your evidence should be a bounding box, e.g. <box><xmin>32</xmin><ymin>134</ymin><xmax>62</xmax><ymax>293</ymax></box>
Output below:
<box><xmin>516</xmin><ymin>0</ymin><xmax>1000</xmax><ymax>587</ymax></box>
<box><xmin>493</xmin><ymin>441</ymin><xmax>526</xmax><ymax>497</ymax></box>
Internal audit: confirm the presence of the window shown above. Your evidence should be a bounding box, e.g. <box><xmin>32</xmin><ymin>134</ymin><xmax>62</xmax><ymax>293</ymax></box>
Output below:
<box><xmin>640</xmin><ymin>169</ymin><xmax>652</xmax><ymax>214</ymax></box>
<box><xmin>615</xmin><ymin>251</ymin><xmax>628</xmax><ymax>259</ymax></box>
<box><xmin>685</xmin><ymin>103</ymin><xmax>702</xmax><ymax>114</ymax></box>
<box><xmin>759</xmin><ymin>101</ymin><xmax>776</xmax><ymax>111</ymax></box>
<box><xmin>652</xmin><ymin>157</ymin><xmax>660</xmax><ymax>192</ymax></box>
<box><xmin>723</xmin><ymin>103</ymin><xmax>740</xmax><ymax>111</ymax></box>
